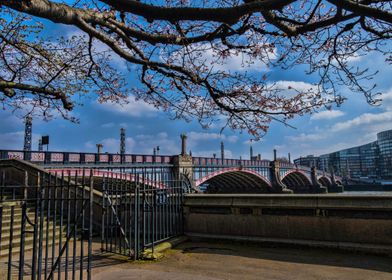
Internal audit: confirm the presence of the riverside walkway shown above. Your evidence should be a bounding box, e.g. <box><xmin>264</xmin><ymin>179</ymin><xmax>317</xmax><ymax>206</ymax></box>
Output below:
<box><xmin>92</xmin><ymin>240</ymin><xmax>392</xmax><ymax>280</ymax></box>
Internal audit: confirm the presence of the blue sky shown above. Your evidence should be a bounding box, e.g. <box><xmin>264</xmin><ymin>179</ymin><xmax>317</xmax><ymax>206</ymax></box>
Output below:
<box><xmin>1</xmin><ymin>19</ymin><xmax>391</xmax><ymax>160</ymax></box>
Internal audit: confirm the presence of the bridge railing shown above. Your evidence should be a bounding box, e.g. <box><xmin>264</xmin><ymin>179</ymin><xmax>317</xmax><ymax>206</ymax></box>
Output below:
<box><xmin>192</xmin><ymin>157</ymin><xmax>270</xmax><ymax>167</ymax></box>
<box><xmin>0</xmin><ymin>150</ymin><xmax>336</xmax><ymax>179</ymax></box>
<box><xmin>0</xmin><ymin>150</ymin><xmax>173</xmax><ymax>165</ymax></box>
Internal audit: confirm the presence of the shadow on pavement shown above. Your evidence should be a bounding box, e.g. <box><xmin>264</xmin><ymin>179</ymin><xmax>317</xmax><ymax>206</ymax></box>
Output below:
<box><xmin>177</xmin><ymin>240</ymin><xmax>392</xmax><ymax>274</ymax></box>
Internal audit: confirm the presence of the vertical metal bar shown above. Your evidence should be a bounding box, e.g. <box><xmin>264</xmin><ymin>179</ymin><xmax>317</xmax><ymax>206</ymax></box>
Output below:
<box><xmin>134</xmin><ymin>186</ymin><xmax>139</xmax><ymax>260</ymax></box>
<box><xmin>101</xmin><ymin>175</ymin><xmax>105</xmax><ymax>253</ymax></box>
<box><xmin>71</xmin><ymin>170</ymin><xmax>77</xmax><ymax>280</ymax></box>
<box><xmin>116</xmin><ymin>171</ymin><xmax>120</xmax><ymax>254</ymax></box>
<box><xmin>175</xmin><ymin>173</ymin><xmax>180</xmax><ymax>235</ymax></box>
<box><xmin>119</xmin><ymin>173</ymin><xmax>124</xmax><ymax>255</ymax></box>
<box><xmin>114</xmin><ymin>172</ymin><xmax>118</xmax><ymax>254</ymax></box>
<box><xmin>18</xmin><ymin>171</ymin><xmax>28</xmax><ymax>279</ymax></box>
<box><xmin>155</xmin><ymin>169</ymin><xmax>159</xmax><ymax>243</ymax></box>
<box><xmin>152</xmin><ymin>189</ymin><xmax>155</xmax><ymax>256</ymax></box>
<box><xmin>128</xmin><ymin>181</ymin><xmax>132</xmax><ymax>258</ymax></box>
<box><xmin>79</xmin><ymin>169</ymin><xmax>86</xmax><ymax>280</ymax></box>
<box><xmin>174</xmin><ymin>169</ymin><xmax>177</xmax><ymax>235</ymax></box>
<box><xmin>44</xmin><ymin>173</ymin><xmax>51</xmax><ymax>280</ymax></box>
<box><xmin>30</xmin><ymin>171</ymin><xmax>40</xmax><ymax>280</ymax></box>
<box><xmin>160</xmin><ymin>167</ymin><xmax>164</xmax><ymax>241</ymax></box>
<box><xmin>0</xmin><ymin>206</ymin><xmax>2</xmax><ymax>258</ymax></box>
<box><xmin>164</xmin><ymin>169</ymin><xmax>168</xmax><ymax>240</ymax></box>
<box><xmin>178</xmin><ymin>180</ymin><xmax>182</xmax><ymax>234</ymax></box>
<box><xmin>169</xmin><ymin>174</ymin><xmax>173</xmax><ymax>237</ymax></box>
<box><xmin>18</xmin><ymin>202</ymin><xmax>27</xmax><ymax>280</ymax></box>
<box><xmin>173</xmin><ymin>177</ymin><xmax>177</xmax><ymax>236</ymax></box>
<box><xmin>0</xmin><ymin>171</ymin><xmax>3</xmax><ymax>261</ymax></box>
<box><xmin>109</xmin><ymin>173</ymin><xmax>113</xmax><ymax>253</ymax></box>
<box><xmin>51</xmin><ymin>172</ymin><xmax>58</xmax><ymax>279</ymax></box>
<box><xmin>142</xmin><ymin>168</ymin><xmax>146</xmax><ymax>250</ymax></box>
<box><xmin>142</xmin><ymin>190</ymin><xmax>146</xmax><ymax>251</ymax></box>
<box><xmin>7</xmin><ymin>204</ymin><xmax>15</xmax><ymax>280</ymax></box>
<box><xmin>37</xmin><ymin>172</ymin><xmax>44</xmax><ymax>280</ymax></box>
<box><xmin>64</xmin><ymin>171</ymin><xmax>71</xmax><ymax>280</ymax></box>
<box><xmin>180</xmin><ymin>177</ymin><xmax>184</xmax><ymax>234</ymax></box>
<box><xmin>58</xmin><ymin>171</ymin><xmax>65</xmax><ymax>280</ymax></box>
<box><xmin>87</xmin><ymin>172</ymin><xmax>93</xmax><ymax>280</ymax></box>
<box><xmin>105</xmin><ymin>173</ymin><xmax>109</xmax><ymax>253</ymax></box>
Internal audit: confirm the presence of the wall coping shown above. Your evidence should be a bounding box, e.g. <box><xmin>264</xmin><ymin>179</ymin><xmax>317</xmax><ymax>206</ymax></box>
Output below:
<box><xmin>184</xmin><ymin>194</ymin><xmax>392</xmax><ymax>210</ymax></box>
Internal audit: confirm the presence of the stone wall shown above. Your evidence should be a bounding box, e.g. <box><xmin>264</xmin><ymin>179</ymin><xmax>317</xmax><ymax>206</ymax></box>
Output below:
<box><xmin>184</xmin><ymin>194</ymin><xmax>392</xmax><ymax>255</ymax></box>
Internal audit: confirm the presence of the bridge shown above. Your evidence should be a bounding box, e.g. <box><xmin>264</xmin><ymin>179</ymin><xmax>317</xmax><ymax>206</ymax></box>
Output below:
<box><xmin>0</xmin><ymin>141</ymin><xmax>343</xmax><ymax>194</ymax></box>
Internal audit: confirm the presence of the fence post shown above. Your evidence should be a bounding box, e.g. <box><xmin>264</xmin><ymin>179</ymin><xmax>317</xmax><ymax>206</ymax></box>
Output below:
<box><xmin>88</xmin><ymin>172</ymin><xmax>94</xmax><ymax>280</ymax></box>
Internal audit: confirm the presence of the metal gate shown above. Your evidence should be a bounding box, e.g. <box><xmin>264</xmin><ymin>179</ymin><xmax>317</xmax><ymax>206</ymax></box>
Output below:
<box><xmin>0</xmin><ymin>168</ymin><xmax>93</xmax><ymax>280</ymax></box>
<box><xmin>100</xmin><ymin>170</ymin><xmax>186</xmax><ymax>259</ymax></box>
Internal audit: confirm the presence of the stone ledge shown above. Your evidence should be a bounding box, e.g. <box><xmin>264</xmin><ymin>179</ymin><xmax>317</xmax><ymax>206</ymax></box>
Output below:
<box><xmin>184</xmin><ymin>194</ymin><xmax>392</xmax><ymax>210</ymax></box>
<box><xmin>185</xmin><ymin>232</ymin><xmax>392</xmax><ymax>256</ymax></box>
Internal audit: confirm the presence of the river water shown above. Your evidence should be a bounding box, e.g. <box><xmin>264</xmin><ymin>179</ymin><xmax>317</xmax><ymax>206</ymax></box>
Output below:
<box><xmin>331</xmin><ymin>191</ymin><xmax>392</xmax><ymax>196</ymax></box>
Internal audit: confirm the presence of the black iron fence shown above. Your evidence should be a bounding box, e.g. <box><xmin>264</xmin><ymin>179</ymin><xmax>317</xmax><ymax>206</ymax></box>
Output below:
<box><xmin>0</xmin><ymin>168</ymin><xmax>93</xmax><ymax>280</ymax></box>
<box><xmin>100</xmin><ymin>172</ymin><xmax>185</xmax><ymax>259</ymax></box>
<box><xmin>0</xmin><ymin>160</ymin><xmax>188</xmax><ymax>279</ymax></box>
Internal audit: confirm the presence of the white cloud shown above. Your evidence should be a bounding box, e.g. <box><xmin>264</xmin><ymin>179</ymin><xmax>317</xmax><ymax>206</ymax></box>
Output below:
<box><xmin>243</xmin><ymin>139</ymin><xmax>263</xmax><ymax>145</ymax></box>
<box><xmin>192</xmin><ymin>149</ymin><xmax>233</xmax><ymax>159</ymax></box>
<box><xmin>101</xmin><ymin>122</ymin><xmax>115</xmax><ymax>128</ymax></box>
<box><xmin>0</xmin><ymin>131</ymin><xmax>40</xmax><ymax>150</ymax></box>
<box><xmin>380</xmin><ymin>88</ymin><xmax>392</xmax><ymax>110</ymax></box>
<box><xmin>188</xmin><ymin>132</ymin><xmax>223</xmax><ymax>142</ymax></box>
<box><xmin>203</xmin><ymin>48</ymin><xmax>273</xmax><ymax>72</ymax></box>
<box><xmin>97</xmin><ymin>96</ymin><xmax>157</xmax><ymax>117</ymax></box>
<box><xmin>272</xmin><ymin>80</ymin><xmax>316</xmax><ymax>92</ymax></box>
<box><xmin>273</xmin><ymin>144</ymin><xmax>286</xmax><ymax>150</ymax></box>
<box><xmin>134</xmin><ymin>132</ymin><xmax>179</xmax><ymax>155</ymax></box>
<box><xmin>187</xmin><ymin>131</ymin><xmax>238</xmax><ymax>148</ymax></box>
<box><xmin>162</xmin><ymin>42</ymin><xmax>276</xmax><ymax>73</ymax></box>
<box><xmin>67</xmin><ymin>29</ymin><xmax>127</xmax><ymax>70</ymax></box>
<box><xmin>286</xmin><ymin>133</ymin><xmax>325</xmax><ymax>142</ymax></box>
<box><xmin>331</xmin><ymin>112</ymin><xmax>392</xmax><ymax>132</ymax></box>
<box><xmin>346</xmin><ymin>54</ymin><xmax>363</xmax><ymax>63</ymax></box>
<box><xmin>84</xmin><ymin>141</ymin><xmax>95</xmax><ymax>149</ymax></box>
<box><xmin>85</xmin><ymin>132</ymin><xmax>179</xmax><ymax>155</ymax></box>
<box><xmin>227</xmin><ymin>135</ymin><xmax>239</xmax><ymax>143</ymax></box>
<box><xmin>288</xmin><ymin>86</ymin><xmax>392</xmax><ymax>159</ymax></box>
<box><xmin>268</xmin><ymin>80</ymin><xmax>324</xmax><ymax>101</ymax></box>
<box><xmin>85</xmin><ymin>137</ymin><xmax>135</xmax><ymax>153</ymax></box>
<box><xmin>297</xmin><ymin>142</ymin><xmax>362</xmax><ymax>158</ymax></box>
<box><xmin>310</xmin><ymin>110</ymin><xmax>345</xmax><ymax>120</ymax></box>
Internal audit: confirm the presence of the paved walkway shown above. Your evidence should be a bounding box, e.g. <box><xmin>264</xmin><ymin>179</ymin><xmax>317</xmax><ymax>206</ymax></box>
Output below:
<box><xmin>93</xmin><ymin>241</ymin><xmax>392</xmax><ymax>280</ymax></box>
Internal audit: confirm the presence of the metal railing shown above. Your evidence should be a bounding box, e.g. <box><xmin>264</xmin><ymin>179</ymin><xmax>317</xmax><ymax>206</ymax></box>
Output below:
<box><xmin>0</xmin><ymin>150</ymin><xmax>173</xmax><ymax>166</ymax></box>
<box><xmin>100</xmin><ymin>172</ymin><xmax>186</xmax><ymax>260</ymax></box>
<box><xmin>192</xmin><ymin>157</ymin><xmax>271</xmax><ymax>167</ymax></box>
<box><xmin>0</xmin><ymin>168</ymin><xmax>94</xmax><ymax>280</ymax></box>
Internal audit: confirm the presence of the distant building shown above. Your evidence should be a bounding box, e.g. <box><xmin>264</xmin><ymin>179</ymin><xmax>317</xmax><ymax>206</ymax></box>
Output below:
<box><xmin>294</xmin><ymin>155</ymin><xmax>319</xmax><ymax>168</ymax></box>
<box><xmin>378</xmin><ymin>130</ymin><xmax>392</xmax><ymax>178</ymax></box>
<box><xmin>294</xmin><ymin>129</ymin><xmax>392</xmax><ymax>179</ymax></box>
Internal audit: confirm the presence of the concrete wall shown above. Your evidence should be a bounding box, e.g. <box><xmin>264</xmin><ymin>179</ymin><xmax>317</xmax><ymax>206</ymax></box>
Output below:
<box><xmin>184</xmin><ymin>194</ymin><xmax>392</xmax><ymax>254</ymax></box>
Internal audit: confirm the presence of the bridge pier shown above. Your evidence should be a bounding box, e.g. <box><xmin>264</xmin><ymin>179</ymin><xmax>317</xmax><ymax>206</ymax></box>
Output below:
<box><xmin>270</xmin><ymin>161</ymin><xmax>293</xmax><ymax>194</ymax></box>
<box><xmin>311</xmin><ymin>167</ymin><xmax>328</xmax><ymax>193</ymax></box>
<box><xmin>174</xmin><ymin>134</ymin><xmax>198</xmax><ymax>192</ymax></box>
<box><xmin>329</xmin><ymin>170</ymin><xmax>344</xmax><ymax>193</ymax></box>
<box><xmin>173</xmin><ymin>154</ymin><xmax>198</xmax><ymax>192</ymax></box>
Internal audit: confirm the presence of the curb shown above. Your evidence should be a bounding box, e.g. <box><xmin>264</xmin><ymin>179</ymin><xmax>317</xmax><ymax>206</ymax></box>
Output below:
<box><xmin>142</xmin><ymin>235</ymin><xmax>189</xmax><ymax>260</ymax></box>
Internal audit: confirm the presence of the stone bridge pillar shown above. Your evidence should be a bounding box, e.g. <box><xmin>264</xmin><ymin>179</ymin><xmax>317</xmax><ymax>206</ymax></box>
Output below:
<box><xmin>310</xmin><ymin>167</ymin><xmax>328</xmax><ymax>193</ymax></box>
<box><xmin>329</xmin><ymin>169</ymin><xmax>344</xmax><ymax>193</ymax></box>
<box><xmin>173</xmin><ymin>134</ymin><xmax>198</xmax><ymax>192</ymax></box>
<box><xmin>269</xmin><ymin>161</ymin><xmax>293</xmax><ymax>194</ymax></box>
<box><xmin>173</xmin><ymin>154</ymin><xmax>197</xmax><ymax>192</ymax></box>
